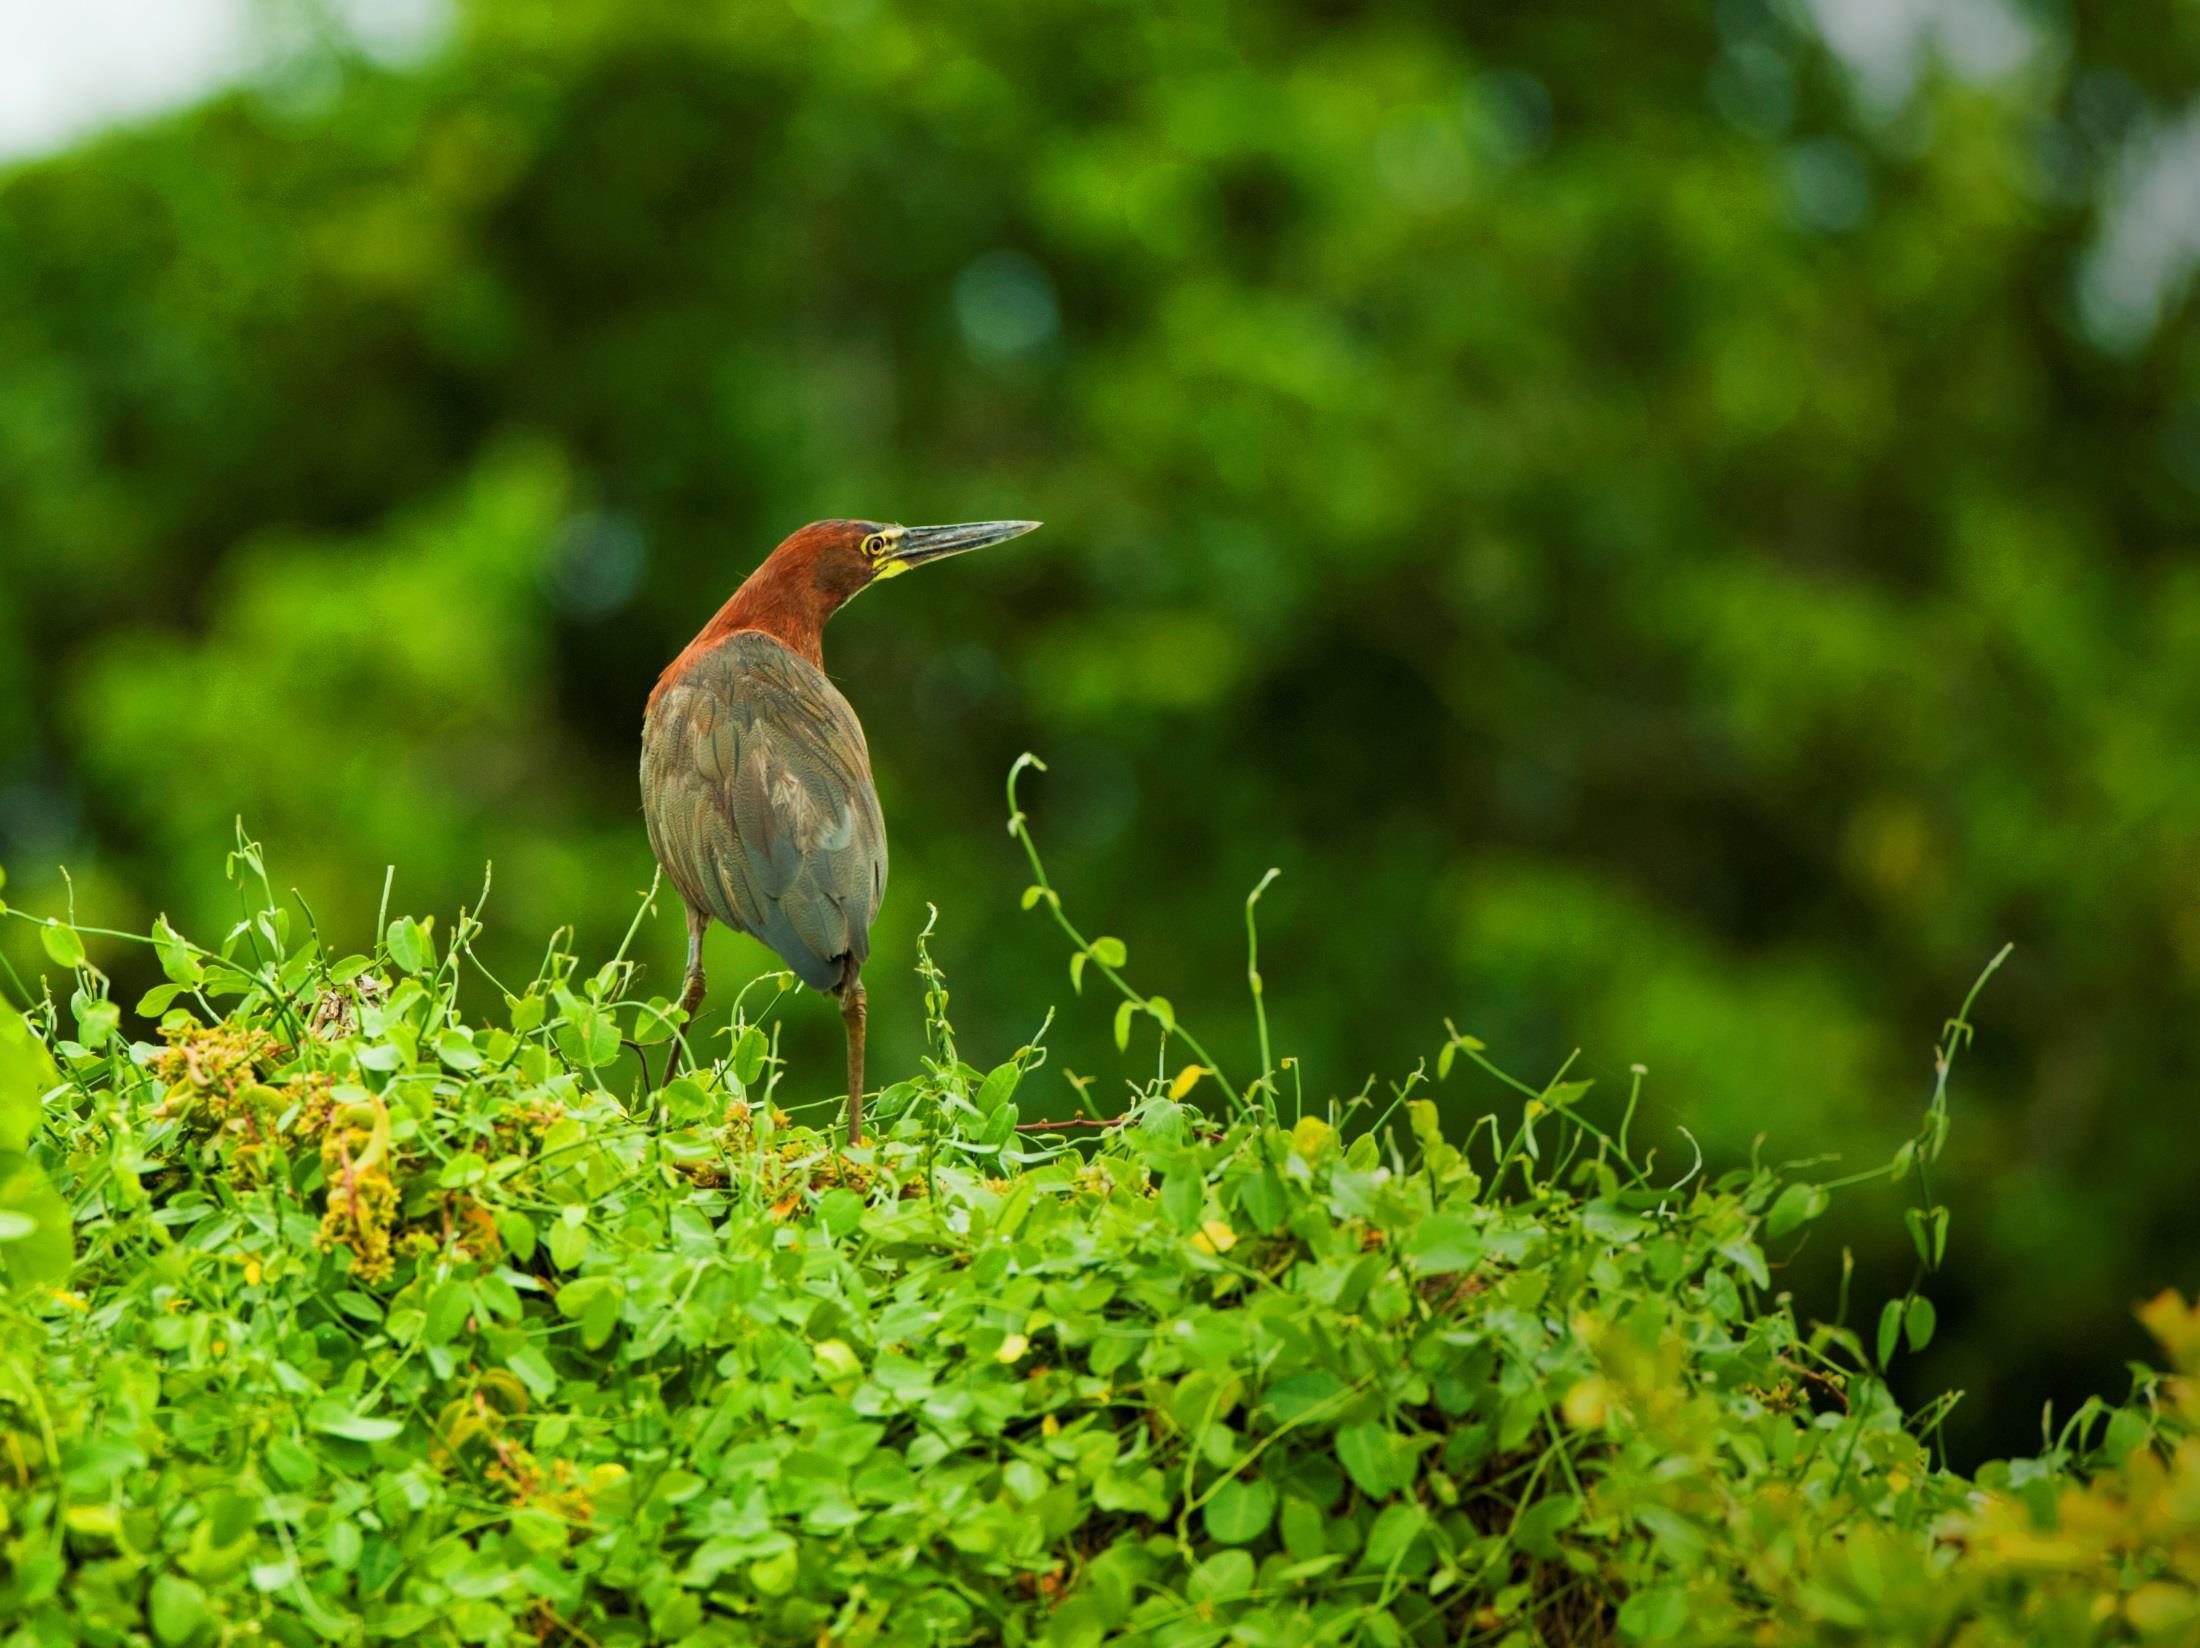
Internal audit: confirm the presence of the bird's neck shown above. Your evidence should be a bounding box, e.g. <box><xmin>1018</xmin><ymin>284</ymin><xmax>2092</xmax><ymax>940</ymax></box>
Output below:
<box><xmin>714</xmin><ymin>556</ymin><xmax>838</xmax><ymax>665</ymax></box>
<box><xmin>650</xmin><ymin>551</ymin><xmax>835</xmax><ymax>709</ymax></box>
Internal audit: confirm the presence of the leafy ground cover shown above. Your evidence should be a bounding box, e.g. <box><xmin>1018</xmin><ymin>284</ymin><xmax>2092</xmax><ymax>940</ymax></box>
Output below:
<box><xmin>0</xmin><ymin>781</ymin><xmax>2196</xmax><ymax>1646</ymax></box>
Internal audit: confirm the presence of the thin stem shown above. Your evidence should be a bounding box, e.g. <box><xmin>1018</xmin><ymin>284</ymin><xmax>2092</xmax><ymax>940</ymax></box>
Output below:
<box><xmin>1005</xmin><ymin>755</ymin><xmax>1243</xmax><ymax>1110</ymax></box>
<box><xmin>1245</xmin><ymin>867</ymin><xmax>1280</xmax><ymax>1113</ymax></box>
<box><xmin>609</xmin><ymin>867</ymin><xmax>662</xmax><ymax>974</ymax></box>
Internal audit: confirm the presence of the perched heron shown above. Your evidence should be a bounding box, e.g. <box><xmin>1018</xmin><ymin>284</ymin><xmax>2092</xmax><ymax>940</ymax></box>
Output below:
<box><xmin>640</xmin><ymin>518</ymin><xmax>1040</xmax><ymax>1143</ymax></box>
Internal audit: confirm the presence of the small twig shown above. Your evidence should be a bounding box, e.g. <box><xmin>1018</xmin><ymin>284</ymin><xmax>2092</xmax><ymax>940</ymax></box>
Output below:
<box><xmin>1012</xmin><ymin>1115</ymin><xmax>1129</xmax><ymax>1133</ymax></box>
<box><xmin>1013</xmin><ymin>1113</ymin><xmax>1225</xmax><ymax>1143</ymax></box>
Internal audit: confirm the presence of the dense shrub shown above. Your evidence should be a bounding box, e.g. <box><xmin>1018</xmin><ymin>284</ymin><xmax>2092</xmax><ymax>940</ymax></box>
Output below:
<box><xmin>7</xmin><ymin>3</ymin><xmax>2200</xmax><ymax>1462</ymax></box>
<box><xmin>0</xmin><ymin>825</ymin><xmax>2195</xmax><ymax>1645</ymax></box>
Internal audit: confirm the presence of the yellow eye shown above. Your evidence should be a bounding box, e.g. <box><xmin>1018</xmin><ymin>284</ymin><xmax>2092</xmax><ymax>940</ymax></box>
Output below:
<box><xmin>862</xmin><ymin>533</ymin><xmax>887</xmax><ymax>557</ymax></box>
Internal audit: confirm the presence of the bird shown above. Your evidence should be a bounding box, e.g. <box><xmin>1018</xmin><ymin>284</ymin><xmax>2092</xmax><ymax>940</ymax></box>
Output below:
<box><xmin>640</xmin><ymin>517</ymin><xmax>1040</xmax><ymax>1145</ymax></box>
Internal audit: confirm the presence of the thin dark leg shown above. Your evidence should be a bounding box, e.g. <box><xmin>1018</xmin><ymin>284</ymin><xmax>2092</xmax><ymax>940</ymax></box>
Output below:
<box><xmin>840</xmin><ymin>972</ymin><xmax>867</xmax><ymax>1147</ymax></box>
<box><xmin>664</xmin><ymin>906</ymin><xmax>709</xmax><ymax>1085</ymax></box>
<box><xmin>677</xmin><ymin>906</ymin><xmax>709</xmax><ymax>1023</ymax></box>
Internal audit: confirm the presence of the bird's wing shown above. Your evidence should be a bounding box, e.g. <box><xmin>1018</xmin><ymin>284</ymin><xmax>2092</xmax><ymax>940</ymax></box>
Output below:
<box><xmin>640</xmin><ymin>631</ymin><xmax>888</xmax><ymax>993</ymax></box>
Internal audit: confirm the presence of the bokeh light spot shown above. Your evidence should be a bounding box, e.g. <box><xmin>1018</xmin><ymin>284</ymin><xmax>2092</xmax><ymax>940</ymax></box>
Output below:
<box><xmin>954</xmin><ymin>250</ymin><xmax>1061</xmax><ymax>362</ymax></box>
<box><xmin>546</xmin><ymin>511</ymin><xmax>647</xmax><ymax>620</ymax></box>
<box><xmin>1782</xmin><ymin>136</ymin><xmax>1874</xmax><ymax>233</ymax></box>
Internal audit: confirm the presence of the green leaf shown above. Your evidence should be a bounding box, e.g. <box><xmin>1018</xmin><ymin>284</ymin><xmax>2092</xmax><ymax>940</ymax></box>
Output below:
<box><xmin>2103</xmin><ymin>1406</ymin><xmax>2152</xmax><ymax>1466</ymax></box>
<box><xmin>152</xmin><ymin>916</ymin><xmax>203</xmax><ymax>986</ymax></box>
<box><xmin>1766</xmin><ymin>1182</ymin><xmax>1830</xmax><ymax>1239</ymax></box>
<box><xmin>733</xmin><ymin>1026</ymin><xmax>768</xmax><ymax>1087</ymax></box>
<box><xmin>556</xmin><ymin>1275</ymin><xmax>613</xmax><ymax>1319</ymax></box>
<box><xmin>1404</xmin><ymin>1212</ymin><xmax>1483</xmax><ymax>1275</ymax></box>
<box><xmin>1234</xmin><ymin>1166</ymin><xmax>1287</xmax><ymax>1233</ymax></box>
<box><xmin>0</xmin><ymin>1151</ymin><xmax>72</xmax><ymax>1288</ymax></box>
<box><xmin>496</xmin><ymin>1210</ymin><xmax>537</xmax><ymax>1263</ymax></box>
<box><xmin>40</xmin><ymin>922</ymin><xmax>86</xmax><ymax>970</ymax></box>
<box><xmin>1160</xmin><ymin>1168</ymin><xmax>1203</xmax><ymax>1231</ymax></box>
<box><xmin>0</xmin><ymin>1001</ymin><xmax>58</xmax><ymax>1154</ymax></box>
<box><xmin>424</xmin><ymin>1282</ymin><xmax>473</xmax><ymax>1345</ymax></box>
<box><xmin>1618</xmin><ymin>1586</ymin><xmax>1690</xmax><ymax>1641</ymax></box>
<box><xmin>385</xmin><ymin>917</ymin><xmax>432</xmax><ymax>976</ymax></box>
<box><xmin>136</xmin><ymin>982</ymin><xmax>188</xmax><ymax>1016</ymax></box>
<box><xmin>547</xmin><ymin>1213</ymin><xmax>589</xmax><ymax>1271</ymax></box>
<box><xmin>149</xmin><ymin>1573</ymin><xmax>210</xmax><ymax>1646</ymax></box>
<box><xmin>815</xmin><ymin>1187</ymin><xmax>865</xmax><ymax>1238</ymax></box>
<box><xmin>749</xmin><ymin>1548</ymin><xmax>798</xmax><ymax>1597</ymax></box>
<box><xmin>557</xmin><ymin>1276</ymin><xmax>622</xmax><ymax>1346</ymax></box>
<box><xmin>1716</xmin><ymin>1235</ymin><xmax>1770</xmax><ymax>1290</ymax></box>
<box><xmin>1335</xmin><ymin>1422</ymin><xmax>1406</xmax><ymax>1498</ymax></box>
<box><xmin>355</xmin><ymin>1040</ymin><xmax>403</xmax><ymax>1073</ymax></box>
<box><xmin>1068</xmin><ymin>951</ymin><xmax>1087</xmax><ymax>994</ymax></box>
<box><xmin>623</xmin><ymin>1000</ymin><xmax>666</xmax><ymax>1047</ymax></box>
<box><xmin>1088</xmin><ymin>936</ymin><xmax>1127</xmax><ymax>968</ymax></box>
<box><xmin>1204</xmin><ymin>1478</ymin><xmax>1276</xmax><ymax>1544</ymax></box>
<box><xmin>556</xmin><ymin>1003</ymin><xmax>620</xmax><ymax>1068</ymax></box>
<box><xmin>1363</xmin><ymin>1500</ymin><xmax>1429</xmax><ymax>1567</ymax></box>
<box><xmin>507</xmin><ymin>1343</ymin><xmax>558</xmax><ymax>1402</ymax></box>
<box><xmin>1905</xmin><ymin>1294</ymin><xmax>1937</xmax><ymax>1352</ymax></box>
<box><xmin>662</xmin><ymin>1076</ymin><xmax>713</xmax><ymax>1123</ymax></box>
<box><xmin>1113</xmin><ymin>999</ymin><xmax>1136</xmax><ymax>1052</ymax></box>
<box><xmin>1044</xmin><ymin>1598</ymin><xmax>1106</xmax><ymax>1648</ymax></box>
<box><xmin>1407</xmin><ymin>1098</ymin><xmax>1442</xmax><ymax>1148</ymax></box>
<box><xmin>1279</xmin><ymin>1495</ymin><xmax>1327</xmax><ymax>1562</ymax></box>
<box><xmin>1877</xmin><ymin>1298</ymin><xmax>1904</xmax><ymax>1366</ymax></box>
<box><xmin>1583</xmin><ymin>1200</ymin><xmax>1655</xmax><ymax>1242</ymax></box>
<box><xmin>975</xmin><ymin>1060</ymin><xmax>1022</xmax><ymax>1115</ymax></box>
<box><xmin>311</xmin><ymin>1409</ymin><xmax>404</xmax><ymax>1443</ymax></box>
<box><xmin>435</xmin><ymin>1028</ymin><xmax>482</xmax><ymax>1071</ymax></box>
<box><xmin>1187</xmin><ymin>1549</ymin><xmax>1254</xmax><ymax>1604</ymax></box>
<box><xmin>1514</xmin><ymin>1494</ymin><xmax>1579</xmax><ymax>1559</ymax></box>
<box><xmin>264</xmin><ymin>1436</ymin><xmax>317</xmax><ymax>1488</ymax></box>
<box><xmin>508</xmin><ymin>993</ymin><xmax>545</xmax><ymax>1033</ymax></box>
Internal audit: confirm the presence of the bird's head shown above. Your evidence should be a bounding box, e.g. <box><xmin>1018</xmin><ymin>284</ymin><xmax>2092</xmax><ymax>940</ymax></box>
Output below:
<box><xmin>778</xmin><ymin>517</ymin><xmax>1044</xmax><ymax>607</ymax></box>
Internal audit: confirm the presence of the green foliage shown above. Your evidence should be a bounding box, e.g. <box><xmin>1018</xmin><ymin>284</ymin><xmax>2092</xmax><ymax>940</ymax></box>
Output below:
<box><xmin>1</xmin><ymin>835</ymin><xmax>2196</xmax><ymax>1645</ymax></box>
<box><xmin>4</xmin><ymin>0</ymin><xmax>2200</xmax><ymax>1460</ymax></box>
<box><xmin>0</xmin><ymin>970</ymin><xmax>72</xmax><ymax>1290</ymax></box>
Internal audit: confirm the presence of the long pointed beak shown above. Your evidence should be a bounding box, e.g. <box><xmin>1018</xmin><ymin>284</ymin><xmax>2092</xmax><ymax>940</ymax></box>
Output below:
<box><xmin>882</xmin><ymin>519</ymin><xmax>1042</xmax><ymax>568</ymax></box>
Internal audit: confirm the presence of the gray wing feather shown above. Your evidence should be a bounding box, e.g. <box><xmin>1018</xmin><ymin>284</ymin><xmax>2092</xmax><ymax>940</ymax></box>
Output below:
<box><xmin>640</xmin><ymin>632</ymin><xmax>887</xmax><ymax>992</ymax></box>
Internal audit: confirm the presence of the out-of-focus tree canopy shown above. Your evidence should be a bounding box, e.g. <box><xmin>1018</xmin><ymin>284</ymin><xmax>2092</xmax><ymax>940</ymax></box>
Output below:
<box><xmin>2</xmin><ymin>0</ymin><xmax>2196</xmax><ymax>1460</ymax></box>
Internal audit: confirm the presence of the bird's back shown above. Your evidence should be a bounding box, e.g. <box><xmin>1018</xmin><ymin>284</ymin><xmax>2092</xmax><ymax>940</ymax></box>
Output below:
<box><xmin>640</xmin><ymin>631</ymin><xmax>887</xmax><ymax>993</ymax></box>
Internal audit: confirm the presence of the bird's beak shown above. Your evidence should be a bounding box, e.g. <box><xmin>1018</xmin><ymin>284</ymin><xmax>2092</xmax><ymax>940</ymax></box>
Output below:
<box><xmin>879</xmin><ymin>519</ymin><xmax>1042</xmax><ymax>570</ymax></box>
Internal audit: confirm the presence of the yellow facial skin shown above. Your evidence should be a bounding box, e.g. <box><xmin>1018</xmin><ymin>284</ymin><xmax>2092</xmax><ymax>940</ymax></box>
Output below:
<box><xmin>862</xmin><ymin>528</ymin><xmax>911</xmax><ymax>578</ymax></box>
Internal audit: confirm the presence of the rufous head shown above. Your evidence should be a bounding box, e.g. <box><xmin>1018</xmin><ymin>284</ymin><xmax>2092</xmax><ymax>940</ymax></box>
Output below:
<box><xmin>768</xmin><ymin>517</ymin><xmax>1043</xmax><ymax>608</ymax></box>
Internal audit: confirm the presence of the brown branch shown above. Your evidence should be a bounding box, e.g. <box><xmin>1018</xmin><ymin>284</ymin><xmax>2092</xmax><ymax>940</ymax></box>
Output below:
<box><xmin>1012</xmin><ymin>1114</ymin><xmax>1225</xmax><ymax>1143</ymax></box>
<box><xmin>1013</xmin><ymin>1116</ymin><xmax>1129</xmax><ymax>1133</ymax></box>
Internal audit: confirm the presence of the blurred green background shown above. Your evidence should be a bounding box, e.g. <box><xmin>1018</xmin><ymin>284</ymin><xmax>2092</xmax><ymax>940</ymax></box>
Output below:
<box><xmin>3</xmin><ymin>0</ymin><xmax>2197</xmax><ymax>1464</ymax></box>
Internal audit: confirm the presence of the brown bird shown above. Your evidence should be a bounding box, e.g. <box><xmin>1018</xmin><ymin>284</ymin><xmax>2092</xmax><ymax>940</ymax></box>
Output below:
<box><xmin>640</xmin><ymin>518</ymin><xmax>1040</xmax><ymax>1144</ymax></box>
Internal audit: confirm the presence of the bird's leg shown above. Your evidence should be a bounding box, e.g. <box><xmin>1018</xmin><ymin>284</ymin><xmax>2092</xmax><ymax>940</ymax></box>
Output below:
<box><xmin>840</xmin><ymin>971</ymin><xmax>867</xmax><ymax>1148</ymax></box>
<box><xmin>665</xmin><ymin>906</ymin><xmax>709</xmax><ymax>1085</ymax></box>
